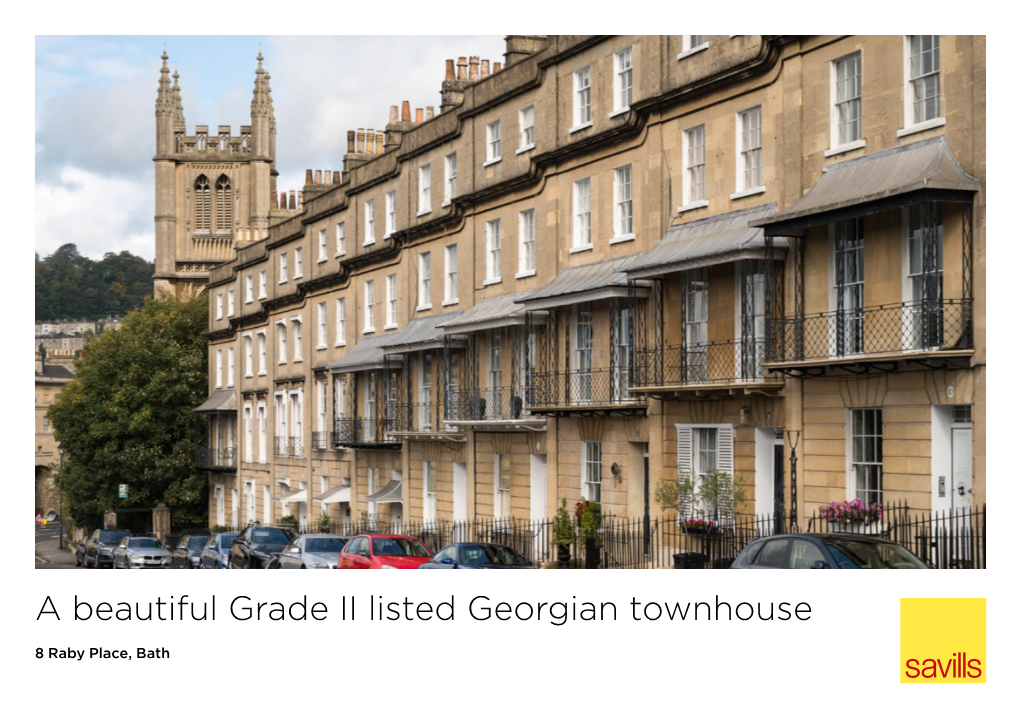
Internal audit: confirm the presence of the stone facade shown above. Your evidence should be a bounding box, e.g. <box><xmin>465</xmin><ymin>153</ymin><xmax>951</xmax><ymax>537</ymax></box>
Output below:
<box><xmin>176</xmin><ymin>35</ymin><xmax>985</xmax><ymax>530</ymax></box>
<box><xmin>35</xmin><ymin>355</ymin><xmax>74</xmax><ymax>513</ymax></box>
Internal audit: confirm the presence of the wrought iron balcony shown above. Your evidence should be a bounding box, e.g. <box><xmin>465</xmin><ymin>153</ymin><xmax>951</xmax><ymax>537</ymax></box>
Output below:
<box><xmin>526</xmin><ymin>368</ymin><xmax>643</xmax><ymax>411</ymax></box>
<box><xmin>331</xmin><ymin>418</ymin><xmax>401</xmax><ymax>448</ymax></box>
<box><xmin>274</xmin><ymin>435</ymin><xmax>288</xmax><ymax>457</ymax></box>
<box><xmin>633</xmin><ymin>338</ymin><xmax>780</xmax><ymax>388</ymax></box>
<box><xmin>766</xmin><ymin>299</ymin><xmax>973</xmax><ymax>365</ymax></box>
<box><xmin>194</xmin><ymin>446</ymin><xmax>236</xmax><ymax>471</ymax></box>
<box><xmin>447</xmin><ymin>387</ymin><xmax>527</xmax><ymax>422</ymax></box>
<box><xmin>311</xmin><ymin>431</ymin><xmax>329</xmax><ymax>451</ymax></box>
<box><xmin>288</xmin><ymin>436</ymin><xmax>304</xmax><ymax>457</ymax></box>
<box><xmin>396</xmin><ymin>402</ymin><xmax>446</xmax><ymax>432</ymax></box>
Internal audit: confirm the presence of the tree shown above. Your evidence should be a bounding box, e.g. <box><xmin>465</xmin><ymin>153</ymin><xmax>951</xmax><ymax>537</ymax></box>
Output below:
<box><xmin>35</xmin><ymin>243</ymin><xmax>154</xmax><ymax>320</ymax></box>
<box><xmin>48</xmin><ymin>295</ymin><xmax>210</xmax><ymax>529</ymax></box>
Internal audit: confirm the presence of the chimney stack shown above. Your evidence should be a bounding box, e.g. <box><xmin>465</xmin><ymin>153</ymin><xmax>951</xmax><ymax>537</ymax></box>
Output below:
<box><xmin>504</xmin><ymin>35</ymin><xmax>549</xmax><ymax>67</ymax></box>
<box><xmin>375</xmin><ymin>133</ymin><xmax>385</xmax><ymax>154</ymax></box>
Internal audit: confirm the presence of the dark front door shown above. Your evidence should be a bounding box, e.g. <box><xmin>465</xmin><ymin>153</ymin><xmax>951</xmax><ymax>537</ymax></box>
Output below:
<box><xmin>773</xmin><ymin>443</ymin><xmax>785</xmax><ymax>533</ymax></box>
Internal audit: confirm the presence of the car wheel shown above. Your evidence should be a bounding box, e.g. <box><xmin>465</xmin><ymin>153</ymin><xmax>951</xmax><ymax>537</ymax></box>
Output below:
<box><xmin>300</xmin><ymin>564</ymin><xmax>306</xmax><ymax>569</ymax></box>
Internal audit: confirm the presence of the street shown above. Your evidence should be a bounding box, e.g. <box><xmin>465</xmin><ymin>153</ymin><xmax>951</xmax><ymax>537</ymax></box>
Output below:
<box><xmin>35</xmin><ymin>524</ymin><xmax>78</xmax><ymax>569</ymax></box>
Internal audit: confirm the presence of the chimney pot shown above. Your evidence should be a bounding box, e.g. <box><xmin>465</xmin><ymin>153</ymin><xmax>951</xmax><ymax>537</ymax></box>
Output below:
<box><xmin>445</xmin><ymin>59</ymin><xmax>455</xmax><ymax>80</ymax></box>
<box><xmin>493</xmin><ymin>61</ymin><xmax>502</xmax><ymax>72</ymax></box>
<box><xmin>288</xmin><ymin>190</ymin><xmax>296</xmax><ymax>210</ymax></box>
<box><xmin>457</xmin><ymin>56</ymin><xmax>468</xmax><ymax>80</ymax></box>
<box><xmin>481</xmin><ymin>59</ymin><xmax>490</xmax><ymax>77</ymax></box>
<box><xmin>426</xmin><ymin>106</ymin><xmax>434</xmax><ymax>120</ymax></box>
<box><xmin>305</xmin><ymin>169</ymin><xmax>313</xmax><ymax>184</ymax></box>
<box><xmin>271</xmin><ymin>192</ymin><xmax>279</xmax><ymax>210</ymax></box>
<box><xmin>389</xmin><ymin>105</ymin><xmax>398</xmax><ymax>123</ymax></box>
<box><xmin>298</xmin><ymin>191</ymin><xmax>304</xmax><ymax>209</ymax></box>
<box><xmin>415</xmin><ymin>108</ymin><xmax>424</xmax><ymax>123</ymax></box>
<box><xmin>357</xmin><ymin>128</ymin><xmax>365</xmax><ymax>153</ymax></box>
<box><xmin>333</xmin><ymin>170</ymin><xmax>341</xmax><ymax>184</ymax></box>
<box><xmin>314</xmin><ymin>170</ymin><xmax>322</xmax><ymax>184</ymax></box>
<box><xmin>346</xmin><ymin>130</ymin><xmax>355</xmax><ymax>153</ymax></box>
<box><xmin>469</xmin><ymin>55</ymin><xmax>480</xmax><ymax>81</ymax></box>
<box><xmin>280</xmin><ymin>192</ymin><xmax>286</xmax><ymax>209</ymax></box>
<box><xmin>375</xmin><ymin>133</ymin><xmax>385</xmax><ymax>154</ymax></box>
<box><xmin>401</xmin><ymin>100</ymin><xmax>411</xmax><ymax>123</ymax></box>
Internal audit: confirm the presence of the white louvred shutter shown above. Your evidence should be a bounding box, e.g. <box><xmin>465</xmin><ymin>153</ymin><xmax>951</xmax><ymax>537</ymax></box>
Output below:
<box><xmin>716</xmin><ymin>424</ymin><xmax>735</xmax><ymax>520</ymax></box>
<box><xmin>676</xmin><ymin>425</ymin><xmax>694</xmax><ymax>520</ymax></box>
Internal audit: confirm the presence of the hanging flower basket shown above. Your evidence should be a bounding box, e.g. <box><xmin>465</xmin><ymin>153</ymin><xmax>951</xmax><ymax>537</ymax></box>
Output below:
<box><xmin>818</xmin><ymin>499</ymin><xmax>883</xmax><ymax>533</ymax></box>
<box><xmin>681</xmin><ymin>518</ymin><xmax>720</xmax><ymax>536</ymax></box>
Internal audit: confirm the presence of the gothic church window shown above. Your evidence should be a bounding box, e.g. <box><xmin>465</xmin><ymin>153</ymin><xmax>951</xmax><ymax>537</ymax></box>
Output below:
<box><xmin>215</xmin><ymin>174</ymin><xmax>233</xmax><ymax>232</ymax></box>
<box><xmin>194</xmin><ymin>175</ymin><xmax>211</xmax><ymax>232</ymax></box>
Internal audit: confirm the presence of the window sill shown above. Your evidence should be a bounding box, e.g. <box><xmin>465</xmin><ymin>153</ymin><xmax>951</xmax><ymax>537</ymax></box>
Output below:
<box><xmin>483</xmin><ymin>277</ymin><xmax>502</xmax><ymax>287</ymax></box>
<box><xmin>417</xmin><ymin>208</ymin><xmax>431</xmax><ymax>217</ymax></box>
<box><xmin>363</xmin><ymin>240</ymin><xmax>376</xmax><ymax>248</ymax></box>
<box><xmin>441</xmin><ymin>200</ymin><xmax>452</xmax><ymax>208</ymax></box>
<box><xmin>278</xmin><ymin>280</ymin><xmax>287</xmax><ymax>285</ymax></box>
<box><xmin>483</xmin><ymin>157</ymin><xmax>502</xmax><ymax>167</ymax></box>
<box><xmin>516</xmin><ymin>143</ymin><xmax>535</xmax><ymax>155</ymax></box>
<box><xmin>897</xmin><ymin>117</ymin><xmax>946</xmax><ymax>138</ymax></box>
<box><xmin>245</xmin><ymin>373</ymin><xmax>253</xmax><ymax>379</ymax></box>
<box><xmin>677</xmin><ymin>199</ymin><xmax>709</xmax><ymax>214</ymax></box>
<box><xmin>569</xmin><ymin>243</ymin><xmax>593</xmax><ymax>254</ymax></box>
<box><xmin>215</xmin><ymin>316</ymin><xmax>223</xmax><ymax>321</ymax></box>
<box><xmin>317</xmin><ymin>257</ymin><xmax>328</xmax><ymax>264</ymax></box>
<box><xmin>569</xmin><ymin>121</ymin><xmax>593</xmax><ymax>135</ymax></box>
<box><xmin>442</xmin><ymin>298</ymin><xmax>459</xmax><ymax>307</ymax></box>
<box><xmin>608</xmin><ymin>107</ymin><xmax>630</xmax><ymax>118</ymax></box>
<box><xmin>335</xmin><ymin>251</ymin><xmax>346</xmax><ymax>258</ymax></box>
<box><xmin>362</xmin><ymin>328</ymin><xmax>376</xmax><ymax>335</ymax></box>
<box><xmin>293</xmin><ymin>275</ymin><xmax>303</xmax><ymax>281</ymax></box>
<box><xmin>258</xmin><ymin>295</ymin><xmax>267</xmax><ymax>301</ymax></box>
<box><xmin>334</xmin><ymin>342</ymin><xmax>346</xmax><ymax>348</ymax></box>
<box><xmin>609</xmin><ymin>233</ymin><xmax>635</xmax><ymax>245</ymax></box>
<box><xmin>383</xmin><ymin>233</ymin><xmax>393</xmax><ymax>241</ymax></box>
<box><xmin>316</xmin><ymin>344</ymin><xmax>327</xmax><ymax>351</ymax></box>
<box><xmin>416</xmin><ymin>304</ymin><xmax>432</xmax><ymax>312</ymax></box>
<box><xmin>245</xmin><ymin>300</ymin><xmax>253</xmax><ymax>305</ymax></box>
<box><xmin>383</xmin><ymin>323</ymin><xmax>398</xmax><ymax>331</ymax></box>
<box><xmin>730</xmin><ymin>186</ymin><xmax>766</xmax><ymax>201</ymax></box>
<box><xmin>515</xmin><ymin>269</ymin><xmax>536</xmax><ymax>280</ymax></box>
<box><xmin>824</xmin><ymin>138</ymin><xmax>866</xmax><ymax>158</ymax></box>
<box><xmin>677</xmin><ymin>43</ymin><xmax>709</xmax><ymax>61</ymax></box>
<box><xmin>258</xmin><ymin>371</ymin><xmax>267</xmax><ymax>377</ymax></box>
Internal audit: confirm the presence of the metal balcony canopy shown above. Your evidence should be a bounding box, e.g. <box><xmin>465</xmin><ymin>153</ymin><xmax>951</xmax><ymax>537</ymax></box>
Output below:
<box><xmin>379</xmin><ymin>311</ymin><xmax>465</xmax><ymax>354</ymax></box>
<box><xmin>365</xmin><ymin>478</ymin><xmax>402</xmax><ymax>504</ymax></box>
<box><xmin>326</xmin><ymin>334</ymin><xmax>401</xmax><ymax>373</ymax></box>
<box><xmin>626</xmin><ymin>204</ymin><xmax>778</xmax><ymax>279</ymax></box>
<box><xmin>193</xmin><ymin>389</ymin><xmax>237</xmax><ymax>414</ymax></box>
<box><xmin>313</xmin><ymin>486</ymin><xmax>351</xmax><ymax>504</ymax></box>
<box><xmin>517</xmin><ymin>255</ymin><xmax>647</xmax><ymax>310</ymax></box>
<box><xmin>438</xmin><ymin>291</ymin><xmax>540</xmax><ymax>334</ymax></box>
<box><xmin>752</xmin><ymin>136</ymin><xmax>980</xmax><ymax>235</ymax></box>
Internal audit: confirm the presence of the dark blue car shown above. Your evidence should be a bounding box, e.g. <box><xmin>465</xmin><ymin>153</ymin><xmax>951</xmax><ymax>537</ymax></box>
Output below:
<box><xmin>731</xmin><ymin>533</ymin><xmax>930</xmax><ymax>569</ymax></box>
<box><xmin>419</xmin><ymin>543</ymin><xmax>533</xmax><ymax>569</ymax></box>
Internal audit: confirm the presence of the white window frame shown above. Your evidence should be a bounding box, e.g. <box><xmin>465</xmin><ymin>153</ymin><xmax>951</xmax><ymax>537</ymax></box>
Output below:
<box><xmin>899</xmin><ymin>35</ymin><xmax>944</xmax><ymax>137</ymax></box>
<box><xmin>517</xmin><ymin>209</ymin><xmax>536</xmax><ymax>277</ymax></box>
<box><xmin>385</xmin><ymin>274</ymin><xmax>398</xmax><ymax>329</ymax></box>
<box><xmin>485</xmin><ymin>219</ymin><xmax>502</xmax><ymax>285</ymax></box>
<box><xmin>612</xmin><ymin>164</ymin><xmax>634</xmax><ymax>241</ymax></box>
<box><xmin>443</xmin><ymin>153</ymin><xmax>457</xmax><ymax>206</ymax></box>
<box><xmin>443</xmin><ymin>244</ymin><xmax>458</xmax><ymax>305</ymax></box>
<box><xmin>363</xmin><ymin>279</ymin><xmax>375</xmax><ymax>334</ymax></box>
<box><xmin>424</xmin><ymin>460</ymin><xmax>437</xmax><ymax>523</ymax></box>
<box><xmin>572</xmin><ymin>66</ymin><xmax>592</xmax><ymax>131</ymax></box>
<box><xmin>827</xmin><ymin>52</ymin><xmax>865</xmax><ymax>156</ymax></box>
<box><xmin>612</xmin><ymin>47</ymin><xmax>633</xmax><ymax>115</ymax></box>
<box><xmin>847</xmin><ymin>408</ymin><xmax>883</xmax><ymax>506</ymax></box>
<box><xmin>582</xmin><ymin>442</ymin><xmax>602</xmax><ymax>502</ymax></box>
<box><xmin>215</xmin><ymin>348</ymin><xmax>223</xmax><ymax>388</ymax></box>
<box><xmin>291</xmin><ymin>317</ymin><xmax>303</xmax><ymax>362</ymax></box>
<box><xmin>279</xmin><ymin>252</ymin><xmax>288</xmax><ymax>283</ymax></box>
<box><xmin>364</xmin><ymin>200</ymin><xmax>376</xmax><ymax>246</ymax></box>
<box><xmin>418</xmin><ymin>165</ymin><xmax>431</xmax><ymax>216</ymax></box>
<box><xmin>243</xmin><ymin>402</ymin><xmax>253</xmax><ymax>463</ymax></box>
<box><xmin>572</xmin><ymin>178</ymin><xmax>592</xmax><ymax>252</ymax></box>
<box><xmin>277</xmin><ymin>320</ymin><xmax>287</xmax><ymax>363</ymax></box>
<box><xmin>335</xmin><ymin>297</ymin><xmax>347</xmax><ymax>347</ymax></box>
<box><xmin>227</xmin><ymin>289</ymin><xmax>235</xmax><ymax>317</ymax></box>
<box><xmin>384</xmin><ymin>191</ymin><xmax>396</xmax><ymax>237</ymax></box>
<box><xmin>678</xmin><ymin>35</ymin><xmax>710</xmax><ymax>61</ymax></box>
<box><xmin>317</xmin><ymin>228</ymin><xmax>328</xmax><ymax>262</ymax></box>
<box><xmin>243</xmin><ymin>333</ymin><xmax>253</xmax><ymax>377</ymax></box>
<box><xmin>676</xmin><ymin>422</ymin><xmax>735</xmax><ymax>518</ymax></box>
<box><xmin>732</xmin><ymin>106</ymin><xmax>764</xmax><ymax>198</ymax></box>
<box><xmin>245</xmin><ymin>275</ymin><xmax>254</xmax><ymax>304</ymax></box>
<box><xmin>316</xmin><ymin>378</ymin><xmax>327</xmax><ymax>436</ymax></box>
<box><xmin>316</xmin><ymin>301</ymin><xmax>327</xmax><ymax>349</ymax></box>
<box><xmin>485</xmin><ymin>120</ymin><xmax>502</xmax><ymax>165</ymax></box>
<box><xmin>681</xmin><ymin>124</ymin><xmax>708</xmax><ymax>210</ymax></box>
<box><xmin>518</xmin><ymin>105</ymin><xmax>535</xmax><ymax>152</ymax></box>
<box><xmin>294</xmin><ymin>247</ymin><xmax>303</xmax><ymax>279</ymax></box>
<box><xmin>417</xmin><ymin>252</ymin><xmax>432</xmax><ymax>310</ymax></box>
<box><xmin>215</xmin><ymin>293</ymin><xmax>223</xmax><ymax>320</ymax></box>
<box><xmin>227</xmin><ymin>347</ymin><xmax>235</xmax><ymax>388</ymax></box>
<box><xmin>257</xmin><ymin>400</ymin><xmax>268</xmax><ymax>463</ymax></box>
<box><xmin>258</xmin><ymin>270</ymin><xmax>267</xmax><ymax>299</ymax></box>
<box><xmin>257</xmin><ymin>331</ymin><xmax>267</xmax><ymax>376</ymax></box>
<box><xmin>335</xmin><ymin>221</ymin><xmax>346</xmax><ymax>257</ymax></box>
<box><xmin>494</xmin><ymin>453</ymin><xmax>511</xmax><ymax>520</ymax></box>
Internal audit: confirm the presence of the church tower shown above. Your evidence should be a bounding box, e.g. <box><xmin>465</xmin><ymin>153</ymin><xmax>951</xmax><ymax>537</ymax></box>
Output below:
<box><xmin>153</xmin><ymin>51</ymin><xmax>277</xmax><ymax>297</ymax></box>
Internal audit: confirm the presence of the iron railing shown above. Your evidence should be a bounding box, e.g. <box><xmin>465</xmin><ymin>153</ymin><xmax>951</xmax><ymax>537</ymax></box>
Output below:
<box><xmin>193</xmin><ymin>446</ymin><xmax>236</xmax><ymax>470</ymax></box>
<box><xmin>526</xmin><ymin>368</ymin><xmax>642</xmax><ymax>409</ymax></box>
<box><xmin>396</xmin><ymin>402</ymin><xmax>444</xmax><ymax>432</ymax></box>
<box><xmin>331</xmin><ymin>417</ymin><xmax>400</xmax><ymax>447</ymax></box>
<box><xmin>767</xmin><ymin>298</ymin><xmax>973</xmax><ymax>363</ymax></box>
<box><xmin>634</xmin><ymin>338</ymin><xmax>779</xmax><ymax>387</ymax></box>
<box><xmin>447</xmin><ymin>387</ymin><xmax>527</xmax><ymax>421</ymax></box>
<box><xmin>288</xmin><ymin>436</ymin><xmax>304</xmax><ymax>457</ymax></box>
<box><xmin>311</xmin><ymin>432</ymin><xmax>329</xmax><ymax>451</ymax></box>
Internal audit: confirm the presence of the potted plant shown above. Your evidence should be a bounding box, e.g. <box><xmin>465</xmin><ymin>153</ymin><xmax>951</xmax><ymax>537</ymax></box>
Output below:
<box><xmin>210</xmin><ymin>524</ymin><xmax>229</xmax><ymax>533</ymax></box>
<box><xmin>818</xmin><ymin>498</ymin><xmax>883</xmax><ymax>533</ymax></box>
<box><xmin>318</xmin><ymin>511</ymin><xmax>331</xmax><ymax>533</ymax></box>
<box><xmin>680</xmin><ymin>517</ymin><xmax>719</xmax><ymax>535</ymax></box>
<box><xmin>279</xmin><ymin>515</ymin><xmax>299</xmax><ymax>531</ymax></box>
<box><xmin>512</xmin><ymin>395</ymin><xmax>524</xmax><ymax>418</ymax></box>
<box><xmin>552</xmin><ymin>499</ymin><xmax>574</xmax><ymax>567</ymax></box>
<box><xmin>575</xmin><ymin>500</ymin><xmax>602</xmax><ymax>569</ymax></box>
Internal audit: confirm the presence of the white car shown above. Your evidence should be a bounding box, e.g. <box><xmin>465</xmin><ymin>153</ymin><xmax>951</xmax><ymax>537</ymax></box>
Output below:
<box><xmin>112</xmin><ymin>536</ymin><xmax>172</xmax><ymax>568</ymax></box>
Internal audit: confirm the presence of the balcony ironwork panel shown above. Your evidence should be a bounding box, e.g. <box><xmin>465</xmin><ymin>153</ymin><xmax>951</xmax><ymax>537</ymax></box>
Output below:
<box><xmin>194</xmin><ymin>446</ymin><xmax>237</xmax><ymax>470</ymax></box>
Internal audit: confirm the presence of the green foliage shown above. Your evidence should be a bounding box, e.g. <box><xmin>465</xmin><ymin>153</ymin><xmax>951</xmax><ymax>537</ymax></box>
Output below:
<box><xmin>35</xmin><ymin>243</ymin><xmax>154</xmax><ymax>321</ymax></box>
<box><xmin>48</xmin><ymin>295</ymin><xmax>210</xmax><ymax>530</ymax></box>
<box><xmin>552</xmin><ymin>499</ymin><xmax>574</xmax><ymax>546</ymax></box>
<box><xmin>210</xmin><ymin>525</ymin><xmax>230</xmax><ymax>533</ymax></box>
<box><xmin>279</xmin><ymin>515</ymin><xmax>299</xmax><ymax>530</ymax></box>
<box><xmin>575</xmin><ymin>500</ymin><xmax>603</xmax><ymax>544</ymax></box>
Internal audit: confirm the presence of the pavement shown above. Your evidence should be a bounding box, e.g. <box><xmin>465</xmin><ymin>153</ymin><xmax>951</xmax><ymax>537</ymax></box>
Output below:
<box><xmin>35</xmin><ymin>524</ymin><xmax>79</xmax><ymax>569</ymax></box>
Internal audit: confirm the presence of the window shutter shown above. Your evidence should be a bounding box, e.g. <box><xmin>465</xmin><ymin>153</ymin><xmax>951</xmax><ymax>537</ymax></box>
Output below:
<box><xmin>717</xmin><ymin>424</ymin><xmax>736</xmax><ymax>521</ymax></box>
<box><xmin>676</xmin><ymin>425</ymin><xmax>694</xmax><ymax>520</ymax></box>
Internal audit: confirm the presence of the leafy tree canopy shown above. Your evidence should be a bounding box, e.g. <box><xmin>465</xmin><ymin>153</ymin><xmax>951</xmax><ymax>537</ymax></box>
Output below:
<box><xmin>36</xmin><ymin>243</ymin><xmax>154</xmax><ymax>321</ymax></box>
<box><xmin>48</xmin><ymin>295</ymin><xmax>210</xmax><ymax>529</ymax></box>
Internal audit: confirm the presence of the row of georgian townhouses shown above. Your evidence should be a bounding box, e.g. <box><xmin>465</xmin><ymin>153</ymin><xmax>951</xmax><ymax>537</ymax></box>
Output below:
<box><xmin>167</xmin><ymin>35</ymin><xmax>984</xmax><ymax>531</ymax></box>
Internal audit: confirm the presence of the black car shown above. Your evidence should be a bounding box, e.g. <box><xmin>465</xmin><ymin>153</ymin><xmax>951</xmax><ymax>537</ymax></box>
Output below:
<box><xmin>172</xmin><ymin>535</ymin><xmax>210</xmax><ymax>568</ymax></box>
<box><xmin>83</xmin><ymin>529</ymin><xmax>133</xmax><ymax>568</ymax></box>
<box><xmin>74</xmin><ymin>540</ymin><xmax>86</xmax><ymax>567</ymax></box>
<box><xmin>228</xmin><ymin>526</ymin><xmax>297</xmax><ymax>569</ymax></box>
<box><xmin>419</xmin><ymin>542</ymin><xmax>533</xmax><ymax>569</ymax></box>
<box><xmin>731</xmin><ymin>533</ymin><xmax>930</xmax><ymax>569</ymax></box>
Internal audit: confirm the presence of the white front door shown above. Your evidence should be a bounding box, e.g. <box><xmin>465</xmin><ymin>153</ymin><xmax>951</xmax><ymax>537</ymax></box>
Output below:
<box><xmin>951</xmin><ymin>427</ymin><xmax>973</xmax><ymax>509</ymax></box>
<box><xmin>529</xmin><ymin>454</ymin><xmax>547</xmax><ymax>522</ymax></box>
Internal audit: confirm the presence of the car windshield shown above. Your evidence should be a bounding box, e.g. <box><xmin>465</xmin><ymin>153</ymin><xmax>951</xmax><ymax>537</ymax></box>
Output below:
<box><xmin>824</xmin><ymin>539</ymin><xmax>929</xmax><ymax>569</ymax></box>
<box><xmin>218</xmin><ymin>534</ymin><xmax>238</xmax><ymax>549</ymax></box>
<box><xmin>128</xmin><ymin>538</ymin><xmax>163</xmax><ymax>549</ymax></box>
<box><xmin>251</xmin><ymin>528</ymin><xmax>294</xmax><ymax>545</ymax></box>
<box><xmin>460</xmin><ymin>545</ymin><xmax>528</xmax><ymax>566</ymax></box>
<box><xmin>305</xmin><ymin>538</ymin><xmax>347</xmax><ymax>553</ymax></box>
<box><xmin>372</xmin><ymin>537</ymin><xmax>430</xmax><ymax>557</ymax></box>
<box><xmin>187</xmin><ymin>537</ymin><xmax>209</xmax><ymax>550</ymax></box>
<box><xmin>98</xmin><ymin>531</ymin><xmax>130</xmax><ymax>543</ymax></box>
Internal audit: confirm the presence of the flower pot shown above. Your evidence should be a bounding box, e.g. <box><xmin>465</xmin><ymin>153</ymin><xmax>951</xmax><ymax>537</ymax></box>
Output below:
<box><xmin>556</xmin><ymin>543</ymin><xmax>571</xmax><ymax>568</ymax></box>
<box><xmin>683</xmin><ymin>524</ymin><xmax>718</xmax><ymax>536</ymax></box>
<box><xmin>831</xmin><ymin>522</ymin><xmax>877</xmax><ymax>534</ymax></box>
<box><xmin>584</xmin><ymin>537</ymin><xmax>600</xmax><ymax>569</ymax></box>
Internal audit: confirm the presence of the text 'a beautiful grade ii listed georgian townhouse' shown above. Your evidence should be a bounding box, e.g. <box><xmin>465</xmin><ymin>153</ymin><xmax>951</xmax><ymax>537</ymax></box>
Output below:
<box><xmin>157</xmin><ymin>36</ymin><xmax>984</xmax><ymax>539</ymax></box>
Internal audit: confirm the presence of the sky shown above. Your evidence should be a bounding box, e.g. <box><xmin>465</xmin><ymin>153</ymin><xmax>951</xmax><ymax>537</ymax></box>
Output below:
<box><xmin>35</xmin><ymin>35</ymin><xmax>507</xmax><ymax>261</ymax></box>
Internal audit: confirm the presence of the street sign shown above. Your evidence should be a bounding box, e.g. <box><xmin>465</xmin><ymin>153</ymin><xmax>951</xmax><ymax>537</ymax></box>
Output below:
<box><xmin>118</xmin><ymin>484</ymin><xmax>128</xmax><ymax>499</ymax></box>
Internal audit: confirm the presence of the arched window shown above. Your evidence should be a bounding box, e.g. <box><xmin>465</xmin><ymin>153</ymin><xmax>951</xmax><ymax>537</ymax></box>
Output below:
<box><xmin>215</xmin><ymin>175</ymin><xmax>233</xmax><ymax>232</ymax></box>
<box><xmin>194</xmin><ymin>175</ymin><xmax>211</xmax><ymax>232</ymax></box>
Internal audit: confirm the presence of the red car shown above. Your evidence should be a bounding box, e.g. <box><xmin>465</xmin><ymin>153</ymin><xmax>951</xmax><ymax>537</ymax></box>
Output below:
<box><xmin>338</xmin><ymin>534</ymin><xmax>433</xmax><ymax>569</ymax></box>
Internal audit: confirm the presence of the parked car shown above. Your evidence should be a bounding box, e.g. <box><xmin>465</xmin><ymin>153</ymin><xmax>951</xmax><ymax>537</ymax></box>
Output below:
<box><xmin>112</xmin><ymin>536</ymin><xmax>173</xmax><ymax>568</ymax></box>
<box><xmin>84</xmin><ymin>529</ymin><xmax>132</xmax><ymax>568</ymax></box>
<box><xmin>199</xmin><ymin>533</ymin><xmax>238</xmax><ymax>568</ymax></box>
<box><xmin>171</xmin><ymin>535</ymin><xmax>210</xmax><ymax>568</ymax></box>
<box><xmin>338</xmin><ymin>534</ymin><xmax>432</xmax><ymax>569</ymax></box>
<box><xmin>731</xmin><ymin>533</ymin><xmax>931</xmax><ymax>569</ymax></box>
<box><xmin>228</xmin><ymin>526</ymin><xmax>298</xmax><ymax>569</ymax></box>
<box><xmin>74</xmin><ymin>540</ymin><xmax>86</xmax><ymax>567</ymax></box>
<box><xmin>274</xmin><ymin>534</ymin><xmax>350</xmax><ymax>569</ymax></box>
<box><xmin>419</xmin><ymin>542</ymin><xmax>533</xmax><ymax>569</ymax></box>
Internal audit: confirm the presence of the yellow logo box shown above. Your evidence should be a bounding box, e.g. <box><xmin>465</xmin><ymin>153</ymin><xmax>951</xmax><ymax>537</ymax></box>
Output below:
<box><xmin>900</xmin><ymin>598</ymin><xmax>986</xmax><ymax>683</ymax></box>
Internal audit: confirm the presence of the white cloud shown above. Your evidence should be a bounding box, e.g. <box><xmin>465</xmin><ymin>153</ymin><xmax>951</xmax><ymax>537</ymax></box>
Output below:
<box><xmin>36</xmin><ymin>166</ymin><xmax>154</xmax><ymax>260</ymax></box>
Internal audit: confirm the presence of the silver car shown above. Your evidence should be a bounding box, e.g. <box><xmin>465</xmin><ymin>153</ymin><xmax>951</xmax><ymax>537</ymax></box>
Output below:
<box><xmin>275</xmin><ymin>534</ymin><xmax>350</xmax><ymax>569</ymax></box>
<box><xmin>112</xmin><ymin>536</ymin><xmax>172</xmax><ymax>568</ymax></box>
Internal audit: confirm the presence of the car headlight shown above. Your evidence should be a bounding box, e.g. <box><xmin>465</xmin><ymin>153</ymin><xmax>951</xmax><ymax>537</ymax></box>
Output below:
<box><xmin>380</xmin><ymin>564</ymin><xmax>396</xmax><ymax>569</ymax></box>
<box><xmin>251</xmin><ymin>549</ymin><xmax>271</xmax><ymax>559</ymax></box>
